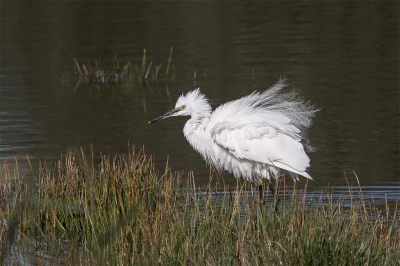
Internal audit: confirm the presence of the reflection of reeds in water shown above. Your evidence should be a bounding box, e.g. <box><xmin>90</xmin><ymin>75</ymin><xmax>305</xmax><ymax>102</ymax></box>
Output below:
<box><xmin>61</xmin><ymin>48</ymin><xmax>181</xmax><ymax>112</ymax></box>
<box><xmin>1</xmin><ymin>148</ymin><xmax>399</xmax><ymax>265</ymax></box>
<box><xmin>61</xmin><ymin>48</ymin><xmax>213</xmax><ymax>113</ymax></box>
<box><xmin>192</xmin><ymin>69</ymin><xmax>207</xmax><ymax>87</ymax></box>
<box><xmin>139</xmin><ymin>82</ymin><xmax>147</xmax><ymax>113</ymax></box>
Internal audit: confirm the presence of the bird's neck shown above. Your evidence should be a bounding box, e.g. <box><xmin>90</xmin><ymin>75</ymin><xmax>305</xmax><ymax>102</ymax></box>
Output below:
<box><xmin>183</xmin><ymin>112</ymin><xmax>211</xmax><ymax>159</ymax></box>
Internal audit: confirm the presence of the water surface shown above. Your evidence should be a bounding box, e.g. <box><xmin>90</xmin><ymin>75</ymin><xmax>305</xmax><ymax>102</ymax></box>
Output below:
<box><xmin>1</xmin><ymin>2</ymin><xmax>399</xmax><ymax>208</ymax></box>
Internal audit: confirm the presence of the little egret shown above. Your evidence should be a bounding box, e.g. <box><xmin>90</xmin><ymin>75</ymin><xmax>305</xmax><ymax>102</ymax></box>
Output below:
<box><xmin>149</xmin><ymin>78</ymin><xmax>317</xmax><ymax>201</ymax></box>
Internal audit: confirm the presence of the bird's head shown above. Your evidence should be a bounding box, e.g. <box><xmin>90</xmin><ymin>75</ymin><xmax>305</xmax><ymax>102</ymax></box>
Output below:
<box><xmin>148</xmin><ymin>88</ymin><xmax>211</xmax><ymax>123</ymax></box>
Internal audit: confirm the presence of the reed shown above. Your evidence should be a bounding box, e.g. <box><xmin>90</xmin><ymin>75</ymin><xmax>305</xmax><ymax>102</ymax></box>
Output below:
<box><xmin>63</xmin><ymin>48</ymin><xmax>175</xmax><ymax>87</ymax></box>
<box><xmin>165</xmin><ymin>46</ymin><xmax>173</xmax><ymax>79</ymax></box>
<box><xmin>1</xmin><ymin>148</ymin><xmax>399</xmax><ymax>265</ymax></box>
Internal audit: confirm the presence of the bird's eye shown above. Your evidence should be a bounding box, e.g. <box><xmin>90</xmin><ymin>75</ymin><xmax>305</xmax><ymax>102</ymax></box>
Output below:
<box><xmin>178</xmin><ymin>105</ymin><xmax>186</xmax><ymax>111</ymax></box>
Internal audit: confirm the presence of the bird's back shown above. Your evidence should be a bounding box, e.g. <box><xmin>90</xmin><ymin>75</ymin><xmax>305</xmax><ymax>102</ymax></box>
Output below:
<box><xmin>206</xmin><ymin>79</ymin><xmax>317</xmax><ymax>182</ymax></box>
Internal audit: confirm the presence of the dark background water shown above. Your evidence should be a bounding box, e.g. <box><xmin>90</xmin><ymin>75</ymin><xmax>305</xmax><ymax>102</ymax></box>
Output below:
<box><xmin>1</xmin><ymin>2</ymin><xmax>399</xmax><ymax>208</ymax></box>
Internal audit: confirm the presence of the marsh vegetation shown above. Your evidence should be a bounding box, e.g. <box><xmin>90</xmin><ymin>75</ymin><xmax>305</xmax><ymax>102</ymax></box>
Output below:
<box><xmin>60</xmin><ymin>48</ymin><xmax>179</xmax><ymax>113</ymax></box>
<box><xmin>1</xmin><ymin>147</ymin><xmax>399</xmax><ymax>265</ymax></box>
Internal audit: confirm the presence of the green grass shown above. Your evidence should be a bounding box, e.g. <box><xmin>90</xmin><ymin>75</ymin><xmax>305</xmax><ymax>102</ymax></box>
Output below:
<box><xmin>1</xmin><ymin>147</ymin><xmax>399</xmax><ymax>265</ymax></box>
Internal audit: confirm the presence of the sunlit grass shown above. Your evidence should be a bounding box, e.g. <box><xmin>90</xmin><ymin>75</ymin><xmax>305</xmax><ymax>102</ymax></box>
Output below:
<box><xmin>1</xmin><ymin>147</ymin><xmax>399</xmax><ymax>265</ymax></box>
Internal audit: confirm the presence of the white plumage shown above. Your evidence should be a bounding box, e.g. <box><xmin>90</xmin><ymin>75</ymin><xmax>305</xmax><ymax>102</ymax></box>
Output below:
<box><xmin>149</xmin><ymin>78</ymin><xmax>317</xmax><ymax>184</ymax></box>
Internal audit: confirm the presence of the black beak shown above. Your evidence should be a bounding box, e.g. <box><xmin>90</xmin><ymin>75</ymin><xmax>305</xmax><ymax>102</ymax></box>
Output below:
<box><xmin>148</xmin><ymin>108</ymin><xmax>180</xmax><ymax>124</ymax></box>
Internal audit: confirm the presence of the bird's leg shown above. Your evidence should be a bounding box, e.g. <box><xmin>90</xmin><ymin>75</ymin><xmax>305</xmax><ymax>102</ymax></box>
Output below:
<box><xmin>268</xmin><ymin>180</ymin><xmax>280</xmax><ymax>212</ymax></box>
<box><xmin>259</xmin><ymin>183</ymin><xmax>263</xmax><ymax>202</ymax></box>
<box><xmin>268</xmin><ymin>181</ymin><xmax>275</xmax><ymax>196</ymax></box>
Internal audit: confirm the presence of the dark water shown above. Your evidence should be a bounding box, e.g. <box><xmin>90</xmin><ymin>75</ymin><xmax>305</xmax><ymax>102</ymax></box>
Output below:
<box><xmin>1</xmin><ymin>2</ymin><xmax>399</xmax><ymax>208</ymax></box>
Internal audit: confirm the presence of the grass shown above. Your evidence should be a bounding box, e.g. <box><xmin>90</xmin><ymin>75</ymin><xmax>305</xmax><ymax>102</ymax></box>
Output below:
<box><xmin>1</xmin><ymin>147</ymin><xmax>399</xmax><ymax>265</ymax></box>
<box><xmin>61</xmin><ymin>48</ymin><xmax>176</xmax><ymax>87</ymax></box>
<box><xmin>60</xmin><ymin>49</ymin><xmax>177</xmax><ymax>113</ymax></box>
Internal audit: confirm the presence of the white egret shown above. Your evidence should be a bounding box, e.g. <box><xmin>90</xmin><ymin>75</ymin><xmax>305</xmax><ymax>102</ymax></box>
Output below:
<box><xmin>149</xmin><ymin>78</ymin><xmax>317</xmax><ymax>201</ymax></box>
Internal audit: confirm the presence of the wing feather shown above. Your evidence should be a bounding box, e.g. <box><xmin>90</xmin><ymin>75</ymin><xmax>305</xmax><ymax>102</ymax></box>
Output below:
<box><xmin>209</xmin><ymin>112</ymin><xmax>310</xmax><ymax>178</ymax></box>
<box><xmin>206</xmin><ymin>79</ymin><xmax>316</xmax><ymax>180</ymax></box>
<box><xmin>225</xmin><ymin>130</ymin><xmax>235</xmax><ymax>151</ymax></box>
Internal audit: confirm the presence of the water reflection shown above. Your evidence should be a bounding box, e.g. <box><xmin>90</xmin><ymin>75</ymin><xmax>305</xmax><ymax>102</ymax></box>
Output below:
<box><xmin>62</xmin><ymin>49</ymin><xmax>180</xmax><ymax>114</ymax></box>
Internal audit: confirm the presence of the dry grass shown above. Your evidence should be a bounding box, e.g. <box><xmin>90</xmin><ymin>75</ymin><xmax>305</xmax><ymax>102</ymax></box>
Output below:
<box><xmin>60</xmin><ymin>49</ymin><xmax>176</xmax><ymax>113</ymax></box>
<box><xmin>61</xmin><ymin>48</ymin><xmax>175</xmax><ymax>87</ymax></box>
<box><xmin>1</xmin><ymin>147</ymin><xmax>399</xmax><ymax>265</ymax></box>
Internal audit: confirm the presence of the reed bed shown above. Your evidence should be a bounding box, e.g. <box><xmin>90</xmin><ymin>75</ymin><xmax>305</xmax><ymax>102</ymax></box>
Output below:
<box><xmin>60</xmin><ymin>49</ymin><xmax>177</xmax><ymax>112</ymax></box>
<box><xmin>61</xmin><ymin>48</ymin><xmax>175</xmax><ymax>87</ymax></box>
<box><xmin>1</xmin><ymin>148</ymin><xmax>399</xmax><ymax>265</ymax></box>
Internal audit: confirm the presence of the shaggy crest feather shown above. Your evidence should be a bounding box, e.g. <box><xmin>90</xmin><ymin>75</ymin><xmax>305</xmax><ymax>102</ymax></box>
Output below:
<box><xmin>175</xmin><ymin>88</ymin><xmax>212</xmax><ymax>123</ymax></box>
